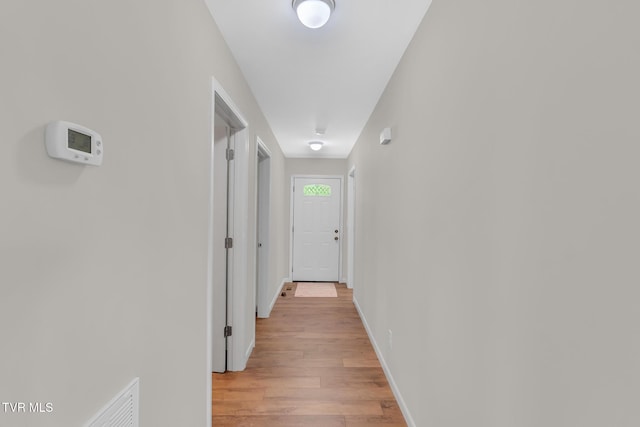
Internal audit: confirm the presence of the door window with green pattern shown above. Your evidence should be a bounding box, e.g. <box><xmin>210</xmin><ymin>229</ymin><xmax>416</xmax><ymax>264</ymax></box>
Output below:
<box><xmin>303</xmin><ymin>184</ymin><xmax>331</xmax><ymax>197</ymax></box>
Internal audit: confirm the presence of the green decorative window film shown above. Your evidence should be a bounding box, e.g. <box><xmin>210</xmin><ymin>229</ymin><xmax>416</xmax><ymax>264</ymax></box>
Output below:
<box><xmin>303</xmin><ymin>184</ymin><xmax>332</xmax><ymax>197</ymax></box>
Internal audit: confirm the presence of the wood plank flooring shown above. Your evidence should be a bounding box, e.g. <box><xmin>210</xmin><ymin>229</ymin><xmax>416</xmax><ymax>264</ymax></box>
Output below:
<box><xmin>212</xmin><ymin>282</ymin><xmax>407</xmax><ymax>426</ymax></box>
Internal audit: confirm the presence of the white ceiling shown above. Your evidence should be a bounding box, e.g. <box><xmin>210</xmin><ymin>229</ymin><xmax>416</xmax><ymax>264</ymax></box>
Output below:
<box><xmin>205</xmin><ymin>0</ymin><xmax>432</xmax><ymax>158</ymax></box>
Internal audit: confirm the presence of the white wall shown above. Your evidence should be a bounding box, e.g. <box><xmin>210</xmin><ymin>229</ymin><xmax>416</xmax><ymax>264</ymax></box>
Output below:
<box><xmin>349</xmin><ymin>0</ymin><xmax>640</xmax><ymax>426</ymax></box>
<box><xmin>260</xmin><ymin>151</ymin><xmax>289</xmax><ymax>314</ymax></box>
<box><xmin>0</xmin><ymin>1</ymin><xmax>288</xmax><ymax>426</ymax></box>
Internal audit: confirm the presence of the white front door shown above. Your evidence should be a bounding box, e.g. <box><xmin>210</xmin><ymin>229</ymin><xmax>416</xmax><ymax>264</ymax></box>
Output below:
<box><xmin>292</xmin><ymin>177</ymin><xmax>341</xmax><ymax>282</ymax></box>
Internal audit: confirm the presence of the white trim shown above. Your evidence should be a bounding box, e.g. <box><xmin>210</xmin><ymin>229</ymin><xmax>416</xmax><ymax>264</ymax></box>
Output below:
<box><xmin>267</xmin><ymin>283</ymin><xmax>281</xmax><ymax>317</ymax></box>
<box><xmin>230</xmin><ymin>121</ymin><xmax>250</xmax><ymax>372</ymax></box>
<box><xmin>353</xmin><ymin>296</ymin><xmax>415</xmax><ymax>427</ymax></box>
<box><xmin>289</xmin><ymin>175</ymin><xmax>344</xmax><ymax>282</ymax></box>
<box><xmin>213</xmin><ymin>78</ymin><xmax>250</xmax><ymax>373</ymax></box>
<box><xmin>213</xmin><ymin>79</ymin><xmax>248</xmax><ymax>129</ymax></box>
<box><xmin>207</xmin><ymin>77</ymin><xmax>251</xmax><ymax>411</ymax></box>
<box><xmin>206</xmin><ymin>81</ymin><xmax>215</xmax><ymax>426</ymax></box>
<box><xmin>225</xmin><ymin>123</ymin><xmax>237</xmax><ymax>371</ymax></box>
<box><xmin>347</xmin><ymin>165</ymin><xmax>356</xmax><ymax>289</ymax></box>
<box><xmin>256</xmin><ymin>137</ymin><xmax>272</xmax><ymax>158</ymax></box>
<box><xmin>245</xmin><ymin>337</ymin><xmax>255</xmax><ymax>362</ymax></box>
<box><xmin>262</xmin><ymin>277</ymin><xmax>290</xmax><ymax>318</ymax></box>
<box><xmin>255</xmin><ymin>137</ymin><xmax>272</xmax><ymax>319</ymax></box>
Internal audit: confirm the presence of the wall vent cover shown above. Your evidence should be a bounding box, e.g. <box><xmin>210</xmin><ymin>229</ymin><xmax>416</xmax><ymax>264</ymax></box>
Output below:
<box><xmin>85</xmin><ymin>378</ymin><xmax>139</xmax><ymax>427</ymax></box>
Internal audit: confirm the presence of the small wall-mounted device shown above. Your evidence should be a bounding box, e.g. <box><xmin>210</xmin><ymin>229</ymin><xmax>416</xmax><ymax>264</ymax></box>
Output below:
<box><xmin>45</xmin><ymin>120</ymin><xmax>103</xmax><ymax>166</ymax></box>
<box><xmin>380</xmin><ymin>127</ymin><xmax>392</xmax><ymax>145</ymax></box>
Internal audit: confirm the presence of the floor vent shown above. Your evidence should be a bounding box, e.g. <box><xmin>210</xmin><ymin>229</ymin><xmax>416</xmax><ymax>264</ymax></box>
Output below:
<box><xmin>85</xmin><ymin>378</ymin><xmax>139</xmax><ymax>427</ymax></box>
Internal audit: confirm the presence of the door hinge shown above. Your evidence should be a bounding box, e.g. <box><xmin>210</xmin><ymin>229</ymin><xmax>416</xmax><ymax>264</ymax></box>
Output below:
<box><xmin>225</xmin><ymin>237</ymin><xmax>233</xmax><ymax>249</ymax></box>
<box><xmin>226</xmin><ymin>148</ymin><xmax>235</xmax><ymax>160</ymax></box>
<box><xmin>224</xmin><ymin>325</ymin><xmax>232</xmax><ymax>337</ymax></box>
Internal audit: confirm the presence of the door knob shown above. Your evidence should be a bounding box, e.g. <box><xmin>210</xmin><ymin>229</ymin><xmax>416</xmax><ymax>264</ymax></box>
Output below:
<box><xmin>335</xmin><ymin>229</ymin><xmax>339</xmax><ymax>233</ymax></box>
<box><xmin>334</xmin><ymin>236</ymin><xmax>339</xmax><ymax>241</ymax></box>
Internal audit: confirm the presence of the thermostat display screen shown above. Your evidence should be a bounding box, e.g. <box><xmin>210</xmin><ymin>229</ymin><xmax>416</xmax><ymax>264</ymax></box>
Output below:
<box><xmin>46</xmin><ymin>120</ymin><xmax>102</xmax><ymax>166</ymax></box>
<box><xmin>68</xmin><ymin>129</ymin><xmax>91</xmax><ymax>153</ymax></box>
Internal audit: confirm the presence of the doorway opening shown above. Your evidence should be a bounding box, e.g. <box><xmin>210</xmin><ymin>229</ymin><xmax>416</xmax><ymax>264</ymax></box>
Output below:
<box><xmin>212</xmin><ymin>113</ymin><xmax>235</xmax><ymax>374</ymax></box>
<box><xmin>207</xmin><ymin>79</ymin><xmax>251</xmax><ymax>398</ymax></box>
<box><xmin>255</xmin><ymin>138</ymin><xmax>272</xmax><ymax>318</ymax></box>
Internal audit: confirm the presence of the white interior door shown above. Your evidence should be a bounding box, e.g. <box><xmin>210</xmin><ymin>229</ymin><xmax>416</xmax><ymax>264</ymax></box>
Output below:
<box><xmin>212</xmin><ymin>117</ymin><xmax>232</xmax><ymax>373</ymax></box>
<box><xmin>256</xmin><ymin>145</ymin><xmax>271</xmax><ymax>317</ymax></box>
<box><xmin>292</xmin><ymin>177</ymin><xmax>341</xmax><ymax>282</ymax></box>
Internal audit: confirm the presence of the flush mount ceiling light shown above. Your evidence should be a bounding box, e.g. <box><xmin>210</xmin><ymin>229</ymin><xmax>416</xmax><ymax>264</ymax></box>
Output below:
<box><xmin>308</xmin><ymin>141</ymin><xmax>324</xmax><ymax>151</ymax></box>
<box><xmin>293</xmin><ymin>0</ymin><xmax>335</xmax><ymax>29</ymax></box>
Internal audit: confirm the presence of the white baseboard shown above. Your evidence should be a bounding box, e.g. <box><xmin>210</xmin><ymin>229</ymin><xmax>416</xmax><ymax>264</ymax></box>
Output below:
<box><xmin>233</xmin><ymin>336</ymin><xmax>255</xmax><ymax>372</ymax></box>
<box><xmin>245</xmin><ymin>337</ymin><xmax>255</xmax><ymax>361</ymax></box>
<box><xmin>353</xmin><ymin>296</ymin><xmax>416</xmax><ymax>427</ymax></box>
<box><xmin>260</xmin><ymin>277</ymin><xmax>289</xmax><ymax>319</ymax></box>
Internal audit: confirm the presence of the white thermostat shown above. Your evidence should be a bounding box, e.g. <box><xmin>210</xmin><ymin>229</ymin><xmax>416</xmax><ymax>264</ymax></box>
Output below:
<box><xmin>45</xmin><ymin>120</ymin><xmax>103</xmax><ymax>166</ymax></box>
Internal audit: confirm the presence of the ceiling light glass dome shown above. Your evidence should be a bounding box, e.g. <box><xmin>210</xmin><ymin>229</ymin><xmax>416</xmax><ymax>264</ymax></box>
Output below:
<box><xmin>293</xmin><ymin>0</ymin><xmax>335</xmax><ymax>29</ymax></box>
<box><xmin>308</xmin><ymin>141</ymin><xmax>324</xmax><ymax>151</ymax></box>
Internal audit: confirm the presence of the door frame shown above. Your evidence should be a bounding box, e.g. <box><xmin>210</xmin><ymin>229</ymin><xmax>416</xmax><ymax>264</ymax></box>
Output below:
<box><xmin>347</xmin><ymin>166</ymin><xmax>356</xmax><ymax>289</ymax></box>
<box><xmin>289</xmin><ymin>175</ymin><xmax>344</xmax><ymax>282</ymax></box>
<box><xmin>211</xmin><ymin>114</ymin><xmax>234</xmax><ymax>374</ymax></box>
<box><xmin>255</xmin><ymin>137</ymin><xmax>272</xmax><ymax>318</ymax></box>
<box><xmin>207</xmin><ymin>78</ymin><xmax>251</xmax><ymax>415</ymax></box>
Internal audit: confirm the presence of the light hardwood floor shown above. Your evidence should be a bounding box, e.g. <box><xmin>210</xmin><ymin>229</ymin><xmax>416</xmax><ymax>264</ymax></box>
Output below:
<box><xmin>212</xmin><ymin>282</ymin><xmax>408</xmax><ymax>426</ymax></box>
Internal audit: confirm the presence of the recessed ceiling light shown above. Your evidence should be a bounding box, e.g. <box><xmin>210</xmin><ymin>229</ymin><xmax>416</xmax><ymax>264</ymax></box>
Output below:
<box><xmin>308</xmin><ymin>141</ymin><xmax>324</xmax><ymax>151</ymax></box>
<box><xmin>292</xmin><ymin>0</ymin><xmax>335</xmax><ymax>29</ymax></box>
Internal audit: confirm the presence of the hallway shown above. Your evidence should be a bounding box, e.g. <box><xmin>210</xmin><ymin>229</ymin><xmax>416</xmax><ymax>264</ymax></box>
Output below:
<box><xmin>212</xmin><ymin>283</ymin><xmax>407</xmax><ymax>426</ymax></box>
